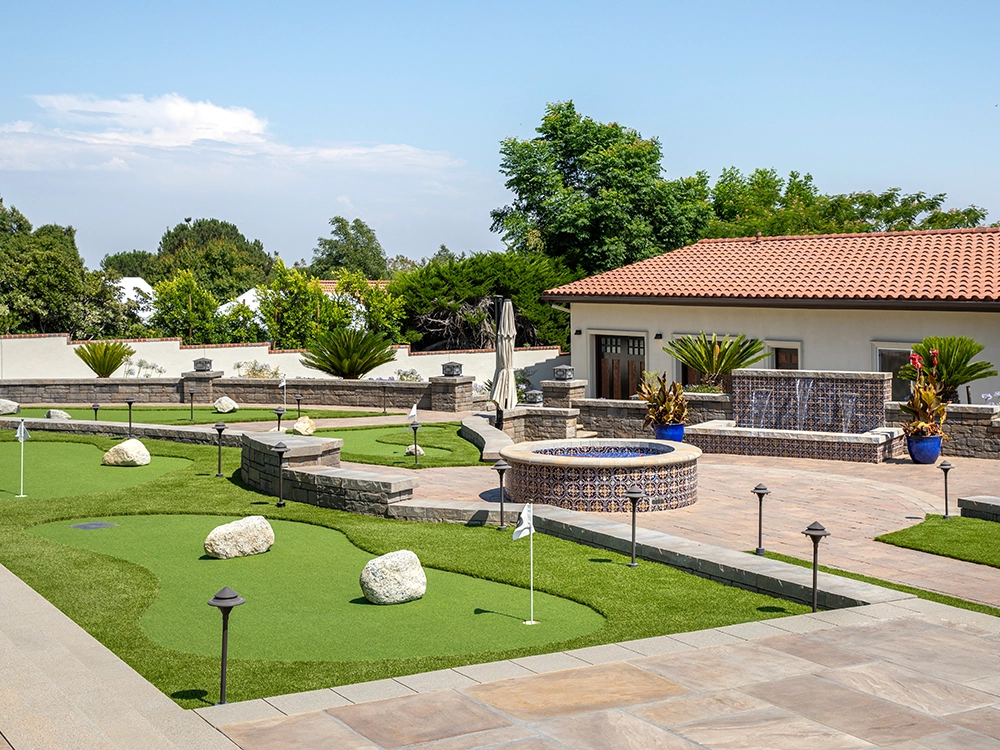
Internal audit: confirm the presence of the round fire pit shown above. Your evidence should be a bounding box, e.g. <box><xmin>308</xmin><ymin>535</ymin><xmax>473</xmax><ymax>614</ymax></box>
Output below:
<box><xmin>498</xmin><ymin>439</ymin><xmax>701</xmax><ymax>512</ymax></box>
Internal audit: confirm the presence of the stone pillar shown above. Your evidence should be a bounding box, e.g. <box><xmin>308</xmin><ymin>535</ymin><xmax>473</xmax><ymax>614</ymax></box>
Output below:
<box><xmin>428</xmin><ymin>375</ymin><xmax>475</xmax><ymax>412</ymax></box>
<box><xmin>541</xmin><ymin>379</ymin><xmax>587</xmax><ymax>408</ymax></box>
<box><xmin>180</xmin><ymin>370</ymin><xmax>224</xmax><ymax>405</ymax></box>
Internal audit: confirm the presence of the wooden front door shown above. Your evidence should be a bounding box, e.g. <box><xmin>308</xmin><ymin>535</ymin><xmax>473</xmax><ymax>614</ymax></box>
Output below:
<box><xmin>597</xmin><ymin>335</ymin><xmax>645</xmax><ymax>399</ymax></box>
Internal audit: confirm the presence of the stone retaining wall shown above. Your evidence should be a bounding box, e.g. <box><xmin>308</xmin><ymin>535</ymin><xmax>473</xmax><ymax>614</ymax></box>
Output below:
<box><xmin>239</xmin><ymin>432</ymin><xmax>415</xmax><ymax>515</ymax></box>
<box><xmin>496</xmin><ymin>406</ymin><xmax>580</xmax><ymax>443</ymax></box>
<box><xmin>0</xmin><ymin>379</ymin><xmax>186</xmax><ymax>404</ymax></box>
<box><xmin>886</xmin><ymin>403</ymin><xmax>1000</xmax><ymax>459</ymax></box>
<box><xmin>958</xmin><ymin>496</ymin><xmax>1000</xmax><ymax>523</ymax></box>
<box><xmin>0</xmin><ymin>417</ymin><xmax>245</xmax><ymax>446</ymax></box>
<box><xmin>576</xmin><ymin>394</ymin><xmax>733</xmax><ymax>438</ymax></box>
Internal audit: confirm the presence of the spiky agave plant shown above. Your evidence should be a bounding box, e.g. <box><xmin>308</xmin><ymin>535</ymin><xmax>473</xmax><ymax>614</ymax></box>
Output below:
<box><xmin>898</xmin><ymin>336</ymin><xmax>997</xmax><ymax>403</ymax></box>
<box><xmin>301</xmin><ymin>328</ymin><xmax>396</xmax><ymax>379</ymax></box>
<box><xmin>662</xmin><ymin>332</ymin><xmax>769</xmax><ymax>389</ymax></box>
<box><xmin>74</xmin><ymin>341</ymin><xmax>137</xmax><ymax>378</ymax></box>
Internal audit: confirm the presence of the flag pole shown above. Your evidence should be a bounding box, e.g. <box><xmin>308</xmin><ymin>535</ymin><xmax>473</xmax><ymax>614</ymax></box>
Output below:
<box><xmin>529</xmin><ymin>516</ymin><xmax>534</xmax><ymax>623</ymax></box>
<box><xmin>17</xmin><ymin>420</ymin><xmax>26</xmax><ymax>498</ymax></box>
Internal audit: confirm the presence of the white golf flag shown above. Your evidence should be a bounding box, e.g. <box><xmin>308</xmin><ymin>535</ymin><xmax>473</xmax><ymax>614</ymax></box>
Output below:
<box><xmin>407</xmin><ymin>404</ymin><xmax>417</xmax><ymax>421</ymax></box>
<box><xmin>15</xmin><ymin>421</ymin><xmax>30</xmax><ymax>443</ymax></box>
<box><xmin>278</xmin><ymin>375</ymin><xmax>287</xmax><ymax>389</ymax></box>
<box><xmin>513</xmin><ymin>503</ymin><xmax>534</xmax><ymax>540</ymax></box>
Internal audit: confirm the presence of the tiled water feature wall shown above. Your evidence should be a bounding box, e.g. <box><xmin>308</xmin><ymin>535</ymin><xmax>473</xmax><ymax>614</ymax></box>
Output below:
<box><xmin>732</xmin><ymin>370</ymin><xmax>892</xmax><ymax>433</ymax></box>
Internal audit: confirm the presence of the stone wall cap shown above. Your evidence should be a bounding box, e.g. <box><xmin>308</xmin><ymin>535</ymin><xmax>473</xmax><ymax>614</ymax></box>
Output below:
<box><xmin>733</xmin><ymin>369</ymin><xmax>891</xmax><ymax>381</ymax></box>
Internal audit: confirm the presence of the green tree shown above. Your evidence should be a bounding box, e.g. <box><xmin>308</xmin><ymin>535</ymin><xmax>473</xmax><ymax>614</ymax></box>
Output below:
<box><xmin>312</xmin><ymin>217</ymin><xmax>388</xmax><ymax>279</ymax></box>
<box><xmin>490</xmin><ymin>101</ymin><xmax>713</xmax><ymax>274</ymax></box>
<box><xmin>100</xmin><ymin>249</ymin><xmax>157</xmax><ymax>279</ymax></box>
<box><xmin>389</xmin><ymin>251</ymin><xmax>582</xmax><ymax>350</ymax></box>
<box><xmin>214</xmin><ymin>302</ymin><xmax>267</xmax><ymax>344</ymax></box>
<box><xmin>257</xmin><ymin>260</ymin><xmax>352</xmax><ymax>350</ymax></box>
<box><xmin>898</xmin><ymin>336</ymin><xmax>997</xmax><ymax>403</ymax></box>
<box><xmin>149</xmin><ymin>270</ymin><xmax>218</xmax><ymax>345</ymax></box>
<box><xmin>335</xmin><ymin>270</ymin><xmax>405</xmax><ymax>340</ymax></box>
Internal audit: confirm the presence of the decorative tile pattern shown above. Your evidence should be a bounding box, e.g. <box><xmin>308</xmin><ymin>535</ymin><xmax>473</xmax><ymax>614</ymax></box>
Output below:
<box><xmin>733</xmin><ymin>370</ymin><xmax>891</xmax><ymax>434</ymax></box>
<box><xmin>685</xmin><ymin>432</ymin><xmax>904</xmax><ymax>464</ymax></box>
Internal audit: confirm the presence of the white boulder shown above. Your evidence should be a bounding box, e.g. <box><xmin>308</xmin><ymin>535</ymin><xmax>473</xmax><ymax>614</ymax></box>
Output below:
<box><xmin>102</xmin><ymin>438</ymin><xmax>151</xmax><ymax>467</ymax></box>
<box><xmin>405</xmin><ymin>444</ymin><xmax>425</xmax><ymax>456</ymax></box>
<box><xmin>0</xmin><ymin>399</ymin><xmax>19</xmax><ymax>415</ymax></box>
<box><xmin>290</xmin><ymin>415</ymin><xmax>316</xmax><ymax>436</ymax></box>
<box><xmin>214</xmin><ymin>396</ymin><xmax>239</xmax><ymax>414</ymax></box>
<box><xmin>360</xmin><ymin>550</ymin><xmax>427</xmax><ymax>605</ymax></box>
<box><xmin>46</xmin><ymin>409</ymin><xmax>72</xmax><ymax>420</ymax></box>
<box><xmin>204</xmin><ymin>516</ymin><xmax>275</xmax><ymax>559</ymax></box>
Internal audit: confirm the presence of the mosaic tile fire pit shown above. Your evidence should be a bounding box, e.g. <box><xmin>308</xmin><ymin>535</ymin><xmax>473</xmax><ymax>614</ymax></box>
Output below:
<box><xmin>499</xmin><ymin>439</ymin><xmax>701</xmax><ymax>512</ymax></box>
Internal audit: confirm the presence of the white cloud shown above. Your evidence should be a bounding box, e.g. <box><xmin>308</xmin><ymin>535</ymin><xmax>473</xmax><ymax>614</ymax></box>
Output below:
<box><xmin>0</xmin><ymin>93</ymin><xmax>463</xmax><ymax>175</ymax></box>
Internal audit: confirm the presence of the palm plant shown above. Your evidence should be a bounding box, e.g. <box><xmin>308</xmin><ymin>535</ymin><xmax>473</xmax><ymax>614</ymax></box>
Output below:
<box><xmin>74</xmin><ymin>341</ymin><xmax>137</xmax><ymax>378</ymax></box>
<box><xmin>898</xmin><ymin>336</ymin><xmax>997</xmax><ymax>403</ymax></box>
<box><xmin>301</xmin><ymin>329</ymin><xmax>396</xmax><ymax>379</ymax></box>
<box><xmin>663</xmin><ymin>332</ymin><xmax>769</xmax><ymax>389</ymax></box>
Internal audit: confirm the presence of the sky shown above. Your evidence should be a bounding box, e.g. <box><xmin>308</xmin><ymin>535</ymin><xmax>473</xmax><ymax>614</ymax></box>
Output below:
<box><xmin>2</xmin><ymin>0</ymin><xmax>999</xmax><ymax>269</ymax></box>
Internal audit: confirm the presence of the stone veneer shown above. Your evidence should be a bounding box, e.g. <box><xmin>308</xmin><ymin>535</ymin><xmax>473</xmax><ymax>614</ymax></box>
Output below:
<box><xmin>733</xmin><ymin>369</ymin><xmax>891</xmax><ymax>433</ymax></box>
<box><xmin>494</xmin><ymin>406</ymin><xmax>579</xmax><ymax>443</ymax></box>
<box><xmin>240</xmin><ymin>432</ymin><xmax>416</xmax><ymax>515</ymax></box>
<box><xmin>500</xmin><ymin>438</ymin><xmax>701</xmax><ymax>512</ymax></box>
<box><xmin>958</xmin><ymin>495</ymin><xmax>1000</xmax><ymax>523</ymax></box>
<box><xmin>576</xmin><ymin>394</ymin><xmax>733</xmax><ymax>438</ymax></box>
<box><xmin>886</xmin><ymin>402</ymin><xmax>1000</xmax><ymax>459</ymax></box>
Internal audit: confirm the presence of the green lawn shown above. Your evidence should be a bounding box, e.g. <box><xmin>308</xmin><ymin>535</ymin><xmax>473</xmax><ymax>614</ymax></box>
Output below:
<box><xmin>0</xmin><ymin>432</ymin><xmax>810</xmax><ymax>708</ymax></box>
<box><xmin>758</xmin><ymin>550</ymin><xmax>1000</xmax><ymax>618</ymax></box>
<box><xmin>876</xmin><ymin>515</ymin><xmax>1000</xmax><ymax>569</ymax></box>
<box><xmin>314</xmin><ymin>422</ymin><xmax>490</xmax><ymax>468</ymax></box>
<box><xmin>18</xmin><ymin>405</ymin><xmax>396</xmax><ymax>425</ymax></box>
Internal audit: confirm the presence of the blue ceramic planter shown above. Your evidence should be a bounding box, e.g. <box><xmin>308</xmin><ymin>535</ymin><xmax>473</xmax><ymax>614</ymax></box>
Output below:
<box><xmin>654</xmin><ymin>423</ymin><xmax>685</xmax><ymax>442</ymax></box>
<box><xmin>906</xmin><ymin>435</ymin><xmax>942</xmax><ymax>464</ymax></box>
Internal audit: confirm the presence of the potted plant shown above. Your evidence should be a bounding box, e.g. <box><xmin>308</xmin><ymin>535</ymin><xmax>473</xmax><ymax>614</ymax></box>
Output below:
<box><xmin>900</xmin><ymin>351</ymin><xmax>948</xmax><ymax>464</ymax></box>
<box><xmin>638</xmin><ymin>371</ymin><xmax>689</xmax><ymax>441</ymax></box>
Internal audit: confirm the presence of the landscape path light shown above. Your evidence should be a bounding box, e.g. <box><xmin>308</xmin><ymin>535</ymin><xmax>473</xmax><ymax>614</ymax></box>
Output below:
<box><xmin>938</xmin><ymin>460</ymin><xmax>953</xmax><ymax>519</ymax></box>
<box><xmin>91</xmin><ymin>403</ymin><xmax>100</xmax><ymax>421</ymax></box>
<box><xmin>271</xmin><ymin>441</ymin><xmax>289</xmax><ymax>507</ymax></box>
<box><xmin>382</xmin><ymin>383</ymin><xmax>388</xmax><ymax>415</ymax></box>
<box><xmin>274</xmin><ymin>406</ymin><xmax>286</xmax><ymax>432</ymax></box>
<box><xmin>188</xmin><ymin>389</ymin><xmax>196</xmax><ymax>422</ymax></box>
<box><xmin>625</xmin><ymin>484</ymin><xmax>644</xmax><ymax>568</ymax></box>
<box><xmin>206</xmin><ymin>586</ymin><xmax>245</xmax><ymax>705</ymax></box>
<box><xmin>493</xmin><ymin>459</ymin><xmax>510</xmax><ymax>530</ymax></box>
<box><xmin>125</xmin><ymin>398</ymin><xmax>135</xmax><ymax>438</ymax></box>
<box><xmin>411</xmin><ymin>421</ymin><xmax>420</xmax><ymax>466</ymax></box>
<box><xmin>294</xmin><ymin>394</ymin><xmax>303</xmax><ymax>418</ymax></box>
<box><xmin>214</xmin><ymin>422</ymin><xmax>227</xmax><ymax>478</ymax></box>
<box><xmin>802</xmin><ymin>521</ymin><xmax>831</xmax><ymax>613</ymax></box>
<box><xmin>752</xmin><ymin>483</ymin><xmax>770</xmax><ymax>556</ymax></box>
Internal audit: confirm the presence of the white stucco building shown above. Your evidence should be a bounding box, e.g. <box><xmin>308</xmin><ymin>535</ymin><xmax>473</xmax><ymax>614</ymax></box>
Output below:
<box><xmin>542</xmin><ymin>227</ymin><xmax>1000</xmax><ymax>403</ymax></box>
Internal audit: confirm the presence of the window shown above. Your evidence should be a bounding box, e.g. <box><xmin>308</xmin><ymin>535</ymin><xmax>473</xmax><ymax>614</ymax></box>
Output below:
<box><xmin>878</xmin><ymin>347</ymin><xmax>913</xmax><ymax>401</ymax></box>
<box><xmin>773</xmin><ymin>347</ymin><xmax>799</xmax><ymax>370</ymax></box>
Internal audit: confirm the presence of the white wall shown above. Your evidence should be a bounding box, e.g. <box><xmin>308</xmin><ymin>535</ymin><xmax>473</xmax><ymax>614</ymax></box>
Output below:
<box><xmin>0</xmin><ymin>335</ymin><xmax>568</xmax><ymax>386</ymax></box>
<box><xmin>569</xmin><ymin>303</ymin><xmax>1000</xmax><ymax>402</ymax></box>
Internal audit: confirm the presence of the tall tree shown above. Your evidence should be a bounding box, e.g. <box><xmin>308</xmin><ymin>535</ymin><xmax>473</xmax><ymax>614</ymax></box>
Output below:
<box><xmin>312</xmin><ymin>217</ymin><xmax>388</xmax><ymax>279</ymax></box>
<box><xmin>149</xmin><ymin>270</ymin><xmax>218</xmax><ymax>345</ymax></box>
<box><xmin>490</xmin><ymin>101</ymin><xmax>713</xmax><ymax>275</ymax></box>
<box><xmin>100</xmin><ymin>249</ymin><xmax>156</xmax><ymax>279</ymax></box>
<box><xmin>257</xmin><ymin>260</ymin><xmax>352</xmax><ymax>350</ymax></box>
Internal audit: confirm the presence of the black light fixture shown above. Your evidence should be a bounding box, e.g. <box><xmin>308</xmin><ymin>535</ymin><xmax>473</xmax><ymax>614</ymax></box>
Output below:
<box><xmin>91</xmin><ymin>403</ymin><xmax>100</xmax><ymax>421</ymax></box>
<box><xmin>125</xmin><ymin>397</ymin><xmax>135</xmax><ymax>438</ymax></box>
<box><xmin>274</xmin><ymin>406</ymin><xmax>286</xmax><ymax>432</ymax></box>
<box><xmin>214</xmin><ymin>422</ymin><xmax>227</xmax><ymax>478</ymax></box>
<box><xmin>494</xmin><ymin>459</ymin><xmax>510</xmax><ymax>531</ymax></box>
<box><xmin>206</xmin><ymin>586</ymin><xmax>246</xmax><ymax>705</ymax></box>
<box><xmin>294</xmin><ymin>394</ymin><xmax>303</xmax><ymax>418</ymax></box>
<box><xmin>574</xmin><ymin>329</ymin><xmax>582</xmax><ymax>336</ymax></box>
<box><xmin>938</xmin><ymin>460</ymin><xmax>953</xmax><ymax>519</ymax></box>
<box><xmin>625</xmin><ymin>484</ymin><xmax>644</xmax><ymax>568</ymax></box>
<box><xmin>752</xmin><ymin>483</ymin><xmax>770</xmax><ymax>556</ymax></box>
<box><xmin>801</xmin><ymin>521</ymin><xmax>831</xmax><ymax>612</ymax></box>
<box><xmin>654</xmin><ymin>333</ymin><xmax>663</xmax><ymax>340</ymax></box>
<box><xmin>271</xmin><ymin>441</ymin><xmax>289</xmax><ymax>507</ymax></box>
<box><xmin>382</xmin><ymin>383</ymin><xmax>388</xmax><ymax>415</ymax></box>
<box><xmin>188</xmin><ymin>389</ymin><xmax>196</xmax><ymax>421</ymax></box>
<box><xmin>410</xmin><ymin>421</ymin><xmax>420</xmax><ymax>466</ymax></box>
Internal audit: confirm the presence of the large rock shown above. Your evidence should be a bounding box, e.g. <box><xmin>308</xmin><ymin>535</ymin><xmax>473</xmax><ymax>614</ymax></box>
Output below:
<box><xmin>46</xmin><ymin>409</ymin><xmax>72</xmax><ymax>420</ymax></box>
<box><xmin>214</xmin><ymin>396</ymin><xmax>239</xmax><ymax>414</ymax></box>
<box><xmin>404</xmin><ymin>444</ymin><xmax>424</xmax><ymax>456</ymax></box>
<box><xmin>360</xmin><ymin>550</ymin><xmax>426</xmax><ymax>605</ymax></box>
<box><xmin>0</xmin><ymin>399</ymin><xmax>19</xmax><ymax>415</ymax></box>
<box><xmin>101</xmin><ymin>438</ymin><xmax>151</xmax><ymax>467</ymax></box>
<box><xmin>290</xmin><ymin>415</ymin><xmax>316</xmax><ymax>436</ymax></box>
<box><xmin>204</xmin><ymin>516</ymin><xmax>275</xmax><ymax>559</ymax></box>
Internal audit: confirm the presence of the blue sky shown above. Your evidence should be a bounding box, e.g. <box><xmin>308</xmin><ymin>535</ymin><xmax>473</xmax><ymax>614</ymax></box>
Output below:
<box><xmin>2</xmin><ymin>0</ymin><xmax>999</xmax><ymax>269</ymax></box>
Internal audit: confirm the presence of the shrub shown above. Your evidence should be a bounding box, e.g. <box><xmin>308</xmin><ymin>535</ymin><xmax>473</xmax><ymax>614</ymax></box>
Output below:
<box><xmin>301</xmin><ymin>329</ymin><xmax>396</xmax><ymax>379</ymax></box>
<box><xmin>637</xmin><ymin>372</ymin><xmax>690</xmax><ymax>426</ymax></box>
<box><xmin>898</xmin><ymin>336</ymin><xmax>997</xmax><ymax>403</ymax></box>
<box><xmin>901</xmin><ymin>352</ymin><xmax>948</xmax><ymax>438</ymax></box>
<box><xmin>393</xmin><ymin>368</ymin><xmax>423</xmax><ymax>382</ymax></box>
<box><xmin>663</xmin><ymin>332</ymin><xmax>769</xmax><ymax>389</ymax></box>
<box><xmin>75</xmin><ymin>341</ymin><xmax>137</xmax><ymax>378</ymax></box>
<box><xmin>233</xmin><ymin>360</ymin><xmax>282</xmax><ymax>379</ymax></box>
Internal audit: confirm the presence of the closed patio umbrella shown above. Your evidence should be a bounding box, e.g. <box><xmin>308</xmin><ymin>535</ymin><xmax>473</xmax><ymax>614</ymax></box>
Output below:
<box><xmin>491</xmin><ymin>299</ymin><xmax>518</xmax><ymax>427</ymax></box>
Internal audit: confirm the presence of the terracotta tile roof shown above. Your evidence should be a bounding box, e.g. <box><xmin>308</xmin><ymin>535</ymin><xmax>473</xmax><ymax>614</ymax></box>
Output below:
<box><xmin>317</xmin><ymin>279</ymin><xmax>391</xmax><ymax>294</ymax></box>
<box><xmin>543</xmin><ymin>228</ymin><xmax>1000</xmax><ymax>306</ymax></box>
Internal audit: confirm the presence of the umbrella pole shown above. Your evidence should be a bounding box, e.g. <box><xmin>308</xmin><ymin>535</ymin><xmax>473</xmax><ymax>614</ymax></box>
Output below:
<box><xmin>495</xmin><ymin>407</ymin><xmax>504</xmax><ymax>431</ymax></box>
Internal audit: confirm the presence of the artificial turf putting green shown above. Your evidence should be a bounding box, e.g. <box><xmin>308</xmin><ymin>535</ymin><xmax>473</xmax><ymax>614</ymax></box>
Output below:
<box><xmin>32</xmin><ymin>515</ymin><xmax>604</xmax><ymax>661</ymax></box>
<box><xmin>876</xmin><ymin>515</ymin><xmax>1000</xmax><ymax>569</ymax></box>
<box><xmin>4</xmin><ymin>432</ymin><xmax>811</xmax><ymax>707</ymax></box>
<box><xmin>0</xmin><ymin>441</ymin><xmax>189</xmax><ymax>499</ymax></box>
<box><xmin>314</xmin><ymin>422</ymin><xmax>488</xmax><ymax>467</ymax></box>
<box><xmin>17</xmin><ymin>405</ymin><xmax>396</xmax><ymax>425</ymax></box>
